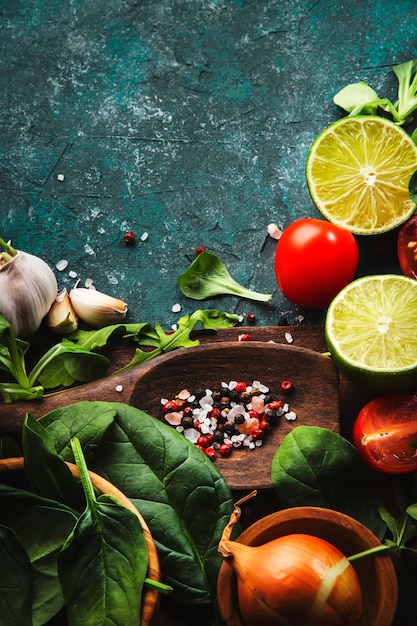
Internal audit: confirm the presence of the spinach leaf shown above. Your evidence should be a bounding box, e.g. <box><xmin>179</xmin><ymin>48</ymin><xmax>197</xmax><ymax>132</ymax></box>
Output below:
<box><xmin>42</xmin><ymin>401</ymin><xmax>236</xmax><ymax>604</ymax></box>
<box><xmin>0</xmin><ymin>524</ymin><xmax>33</xmax><ymax>625</ymax></box>
<box><xmin>38</xmin><ymin>401</ymin><xmax>116</xmax><ymax>462</ymax></box>
<box><xmin>0</xmin><ymin>486</ymin><xmax>78</xmax><ymax>626</ymax></box>
<box><xmin>22</xmin><ymin>414</ymin><xmax>85</xmax><ymax>510</ymax></box>
<box><xmin>58</xmin><ymin>439</ymin><xmax>148</xmax><ymax>626</ymax></box>
<box><xmin>271</xmin><ymin>425</ymin><xmax>386</xmax><ymax>539</ymax></box>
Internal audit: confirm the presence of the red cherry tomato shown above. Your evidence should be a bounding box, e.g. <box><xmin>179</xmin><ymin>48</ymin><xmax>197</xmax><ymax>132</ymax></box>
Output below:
<box><xmin>397</xmin><ymin>214</ymin><xmax>417</xmax><ymax>279</ymax></box>
<box><xmin>353</xmin><ymin>392</ymin><xmax>417</xmax><ymax>474</ymax></box>
<box><xmin>274</xmin><ymin>218</ymin><xmax>359</xmax><ymax>308</ymax></box>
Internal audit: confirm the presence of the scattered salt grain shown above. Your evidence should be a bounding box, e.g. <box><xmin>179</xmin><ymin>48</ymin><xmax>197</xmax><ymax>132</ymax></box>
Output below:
<box><xmin>56</xmin><ymin>259</ymin><xmax>68</xmax><ymax>271</ymax></box>
<box><xmin>284</xmin><ymin>331</ymin><xmax>294</xmax><ymax>344</ymax></box>
<box><xmin>285</xmin><ymin>411</ymin><xmax>297</xmax><ymax>421</ymax></box>
<box><xmin>140</xmin><ymin>232</ymin><xmax>149</xmax><ymax>241</ymax></box>
<box><xmin>85</xmin><ymin>277</ymin><xmax>94</xmax><ymax>288</ymax></box>
<box><xmin>68</xmin><ymin>270</ymin><xmax>77</xmax><ymax>279</ymax></box>
<box><xmin>172</xmin><ymin>303</ymin><xmax>181</xmax><ymax>313</ymax></box>
<box><xmin>115</xmin><ymin>384</ymin><xmax>123</xmax><ymax>393</ymax></box>
<box><xmin>267</xmin><ymin>223</ymin><xmax>282</xmax><ymax>240</ymax></box>
<box><xmin>57</xmin><ymin>173</ymin><xmax>65</xmax><ymax>182</ymax></box>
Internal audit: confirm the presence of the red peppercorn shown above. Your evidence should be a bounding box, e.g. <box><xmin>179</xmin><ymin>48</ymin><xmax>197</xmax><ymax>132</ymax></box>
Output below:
<box><xmin>258</xmin><ymin>419</ymin><xmax>270</xmax><ymax>432</ymax></box>
<box><xmin>163</xmin><ymin>400</ymin><xmax>178</xmax><ymax>413</ymax></box>
<box><xmin>210</xmin><ymin>407</ymin><xmax>222</xmax><ymax>419</ymax></box>
<box><xmin>235</xmin><ymin>382</ymin><xmax>247</xmax><ymax>393</ymax></box>
<box><xmin>248</xmin><ymin>409</ymin><xmax>260</xmax><ymax>420</ymax></box>
<box><xmin>251</xmin><ymin>428</ymin><xmax>264</xmax><ymax>441</ymax></box>
<box><xmin>123</xmin><ymin>231</ymin><xmax>135</xmax><ymax>245</ymax></box>
<box><xmin>183</xmin><ymin>405</ymin><xmax>194</xmax><ymax>417</ymax></box>
<box><xmin>195</xmin><ymin>245</ymin><xmax>206</xmax><ymax>256</ymax></box>
<box><xmin>219</xmin><ymin>443</ymin><xmax>232</xmax><ymax>457</ymax></box>
<box><xmin>246</xmin><ymin>313</ymin><xmax>256</xmax><ymax>323</ymax></box>
<box><xmin>280</xmin><ymin>380</ymin><xmax>293</xmax><ymax>394</ymax></box>
<box><xmin>204</xmin><ymin>446</ymin><xmax>216</xmax><ymax>460</ymax></box>
<box><xmin>197</xmin><ymin>435</ymin><xmax>210</xmax><ymax>448</ymax></box>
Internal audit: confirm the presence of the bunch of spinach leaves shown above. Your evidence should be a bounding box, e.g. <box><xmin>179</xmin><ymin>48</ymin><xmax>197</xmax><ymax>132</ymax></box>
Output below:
<box><xmin>0</xmin><ymin>414</ymin><xmax>151</xmax><ymax>626</ymax></box>
<box><xmin>1</xmin><ymin>400</ymin><xmax>236</xmax><ymax>624</ymax></box>
<box><xmin>0</xmin><ymin>309</ymin><xmax>239</xmax><ymax>402</ymax></box>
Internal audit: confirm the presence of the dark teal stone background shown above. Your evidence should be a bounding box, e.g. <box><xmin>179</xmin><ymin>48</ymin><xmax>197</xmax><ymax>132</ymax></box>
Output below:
<box><xmin>1</xmin><ymin>0</ymin><xmax>417</xmax><ymax>328</ymax></box>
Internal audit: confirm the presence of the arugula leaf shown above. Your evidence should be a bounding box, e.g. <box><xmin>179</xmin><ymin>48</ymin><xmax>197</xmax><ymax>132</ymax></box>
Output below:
<box><xmin>58</xmin><ymin>438</ymin><xmax>148</xmax><ymax>626</ymax></box>
<box><xmin>271</xmin><ymin>425</ymin><xmax>387</xmax><ymax>539</ymax></box>
<box><xmin>0</xmin><ymin>524</ymin><xmax>33</xmax><ymax>625</ymax></box>
<box><xmin>333</xmin><ymin>58</ymin><xmax>417</xmax><ymax>125</ymax></box>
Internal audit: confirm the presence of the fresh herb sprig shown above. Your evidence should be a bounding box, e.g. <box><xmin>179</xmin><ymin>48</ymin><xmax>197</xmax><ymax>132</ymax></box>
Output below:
<box><xmin>333</xmin><ymin>58</ymin><xmax>417</xmax><ymax>125</ymax></box>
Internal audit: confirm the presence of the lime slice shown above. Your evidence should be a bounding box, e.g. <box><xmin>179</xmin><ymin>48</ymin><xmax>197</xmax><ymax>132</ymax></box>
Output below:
<box><xmin>306</xmin><ymin>116</ymin><xmax>417</xmax><ymax>235</ymax></box>
<box><xmin>325</xmin><ymin>274</ymin><xmax>417</xmax><ymax>392</ymax></box>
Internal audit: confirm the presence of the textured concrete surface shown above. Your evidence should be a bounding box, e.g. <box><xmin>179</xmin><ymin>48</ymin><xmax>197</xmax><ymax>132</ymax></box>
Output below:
<box><xmin>1</xmin><ymin>0</ymin><xmax>416</xmax><ymax>330</ymax></box>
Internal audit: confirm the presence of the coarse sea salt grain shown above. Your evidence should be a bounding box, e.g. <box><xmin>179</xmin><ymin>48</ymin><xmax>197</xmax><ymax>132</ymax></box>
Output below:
<box><xmin>56</xmin><ymin>259</ymin><xmax>68</xmax><ymax>271</ymax></box>
<box><xmin>68</xmin><ymin>270</ymin><xmax>77</xmax><ymax>279</ymax></box>
<box><xmin>172</xmin><ymin>303</ymin><xmax>181</xmax><ymax>313</ymax></box>
<box><xmin>140</xmin><ymin>232</ymin><xmax>149</xmax><ymax>241</ymax></box>
<box><xmin>285</xmin><ymin>331</ymin><xmax>294</xmax><ymax>344</ymax></box>
<box><xmin>115</xmin><ymin>385</ymin><xmax>123</xmax><ymax>393</ymax></box>
<box><xmin>57</xmin><ymin>173</ymin><xmax>65</xmax><ymax>182</ymax></box>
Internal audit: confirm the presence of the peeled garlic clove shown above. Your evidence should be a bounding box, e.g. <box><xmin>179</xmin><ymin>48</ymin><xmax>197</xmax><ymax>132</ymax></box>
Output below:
<box><xmin>69</xmin><ymin>287</ymin><xmax>128</xmax><ymax>328</ymax></box>
<box><xmin>46</xmin><ymin>289</ymin><xmax>78</xmax><ymax>334</ymax></box>
<box><xmin>0</xmin><ymin>246</ymin><xmax>58</xmax><ymax>337</ymax></box>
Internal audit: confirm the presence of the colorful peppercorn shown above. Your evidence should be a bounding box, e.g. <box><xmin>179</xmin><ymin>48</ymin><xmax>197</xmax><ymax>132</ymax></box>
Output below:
<box><xmin>123</xmin><ymin>231</ymin><xmax>135</xmax><ymax>245</ymax></box>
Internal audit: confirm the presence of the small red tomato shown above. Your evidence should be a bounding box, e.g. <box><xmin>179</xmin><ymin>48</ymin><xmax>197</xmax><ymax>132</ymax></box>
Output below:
<box><xmin>274</xmin><ymin>218</ymin><xmax>359</xmax><ymax>308</ymax></box>
<box><xmin>353</xmin><ymin>391</ymin><xmax>417</xmax><ymax>474</ymax></box>
<box><xmin>397</xmin><ymin>214</ymin><xmax>417</xmax><ymax>279</ymax></box>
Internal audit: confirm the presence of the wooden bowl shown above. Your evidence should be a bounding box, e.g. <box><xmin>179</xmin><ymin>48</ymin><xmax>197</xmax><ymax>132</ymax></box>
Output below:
<box><xmin>131</xmin><ymin>342</ymin><xmax>340</xmax><ymax>489</ymax></box>
<box><xmin>0</xmin><ymin>457</ymin><xmax>160</xmax><ymax>626</ymax></box>
<box><xmin>217</xmin><ymin>506</ymin><xmax>398</xmax><ymax>626</ymax></box>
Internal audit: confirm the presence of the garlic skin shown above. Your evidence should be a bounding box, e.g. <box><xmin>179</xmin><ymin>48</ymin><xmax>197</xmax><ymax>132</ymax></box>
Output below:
<box><xmin>46</xmin><ymin>289</ymin><xmax>78</xmax><ymax>334</ymax></box>
<box><xmin>69</xmin><ymin>287</ymin><xmax>128</xmax><ymax>328</ymax></box>
<box><xmin>0</xmin><ymin>250</ymin><xmax>58</xmax><ymax>337</ymax></box>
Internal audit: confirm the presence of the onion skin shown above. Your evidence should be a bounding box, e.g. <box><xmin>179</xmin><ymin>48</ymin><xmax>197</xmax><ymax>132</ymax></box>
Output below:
<box><xmin>225</xmin><ymin>533</ymin><xmax>362</xmax><ymax>626</ymax></box>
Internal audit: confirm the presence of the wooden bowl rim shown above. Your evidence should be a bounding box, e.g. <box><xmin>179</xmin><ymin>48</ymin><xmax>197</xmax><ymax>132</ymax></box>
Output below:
<box><xmin>217</xmin><ymin>505</ymin><xmax>398</xmax><ymax>626</ymax></box>
<box><xmin>0</xmin><ymin>456</ymin><xmax>160</xmax><ymax>626</ymax></box>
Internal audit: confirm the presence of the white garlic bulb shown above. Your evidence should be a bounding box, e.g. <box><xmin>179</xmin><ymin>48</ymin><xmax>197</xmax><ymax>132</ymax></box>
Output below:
<box><xmin>0</xmin><ymin>243</ymin><xmax>58</xmax><ymax>337</ymax></box>
<box><xmin>69</xmin><ymin>287</ymin><xmax>128</xmax><ymax>328</ymax></box>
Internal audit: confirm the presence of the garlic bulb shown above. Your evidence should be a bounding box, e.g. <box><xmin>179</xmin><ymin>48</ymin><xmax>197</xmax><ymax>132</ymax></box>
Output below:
<box><xmin>0</xmin><ymin>238</ymin><xmax>58</xmax><ymax>337</ymax></box>
<box><xmin>46</xmin><ymin>288</ymin><xmax>78</xmax><ymax>334</ymax></box>
<box><xmin>69</xmin><ymin>287</ymin><xmax>128</xmax><ymax>328</ymax></box>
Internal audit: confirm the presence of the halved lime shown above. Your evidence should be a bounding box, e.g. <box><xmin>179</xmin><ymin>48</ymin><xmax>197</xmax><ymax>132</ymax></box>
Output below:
<box><xmin>306</xmin><ymin>116</ymin><xmax>417</xmax><ymax>235</ymax></box>
<box><xmin>325</xmin><ymin>274</ymin><xmax>417</xmax><ymax>392</ymax></box>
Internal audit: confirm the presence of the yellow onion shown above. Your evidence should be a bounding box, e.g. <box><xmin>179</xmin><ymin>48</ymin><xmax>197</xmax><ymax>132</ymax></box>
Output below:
<box><xmin>218</xmin><ymin>494</ymin><xmax>362</xmax><ymax>626</ymax></box>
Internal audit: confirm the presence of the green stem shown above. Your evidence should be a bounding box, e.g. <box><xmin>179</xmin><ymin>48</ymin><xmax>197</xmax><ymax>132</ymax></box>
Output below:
<box><xmin>347</xmin><ymin>542</ymin><xmax>395</xmax><ymax>562</ymax></box>
<box><xmin>70</xmin><ymin>437</ymin><xmax>97</xmax><ymax>511</ymax></box>
<box><xmin>0</xmin><ymin>237</ymin><xmax>17</xmax><ymax>257</ymax></box>
<box><xmin>144</xmin><ymin>578</ymin><xmax>172</xmax><ymax>594</ymax></box>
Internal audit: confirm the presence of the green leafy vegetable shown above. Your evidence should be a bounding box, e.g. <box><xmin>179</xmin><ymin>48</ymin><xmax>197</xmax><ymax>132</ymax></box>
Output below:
<box><xmin>40</xmin><ymin>401</ymin><xmax>237</xmax><ymax>606</ymax></box>
<box><xmin>0</xmin><ymin>485</ymin><xmax>78</xmax><ymax>625</ymax></box>
<box><xmin>333</xmin><ymin>58</ymin><xmax>417</xmax><ymax>125</ymax></box>
<box><xmin>58</xmin><ymin>438</ymin><xmax>148</xmax><ymax>626</ymax></box>
<box><xmin>0</xmin><ymin>308</ymin><xmax>239</xmax><ymax>402</ymax></box>
<box><xmin>178</xmin><ymin>251</ymin><xmax>272</xmax><ymax>302</ymax></box>
<box><xmin>271</xmin><ymin>425</ymin><xmax>386</xmax><ymax>538</ymax></box>
<box><xmin>0</xmin><ymin>524</ymin><xmax>33</xmax><ymax>625</ymax></box>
